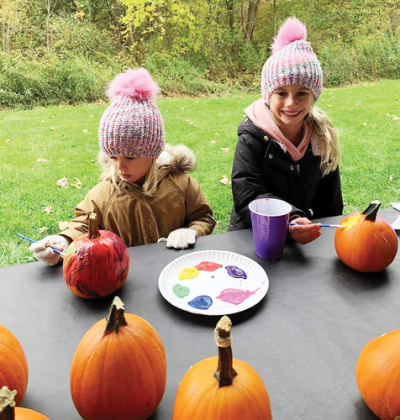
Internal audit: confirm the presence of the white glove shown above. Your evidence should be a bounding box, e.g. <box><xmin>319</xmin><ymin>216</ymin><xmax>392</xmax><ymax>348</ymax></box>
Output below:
<box><xmin>29</xmin><ymin>235</ymin><xmax>70</xmax><ymax>266</ymax></box>
<box><xmin>158</xmin><ymin>228</ymin><xmax>197</xmax><ymax>249</ymax></box>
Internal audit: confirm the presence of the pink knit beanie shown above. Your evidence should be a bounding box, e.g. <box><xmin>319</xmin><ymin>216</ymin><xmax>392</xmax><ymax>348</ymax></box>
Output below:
<box><xmin>261</xmin><ymin>17</ymin><xmax>323</xmax><ymax>105</ymax></box>
<box><xmin>99</xmin><ymin>68</ymin><xmax>165</xmax><ymax>158</ymax></box>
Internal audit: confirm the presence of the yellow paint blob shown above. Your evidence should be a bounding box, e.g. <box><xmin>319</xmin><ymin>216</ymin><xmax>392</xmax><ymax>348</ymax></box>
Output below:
<box><xmin>342</xmin><ymin>214</ymin><xmax>361</xmax><ymax>231</ymax></box>
<box><xmin>178</xmin><ymin>267</ymin><xmax>199</xmax><ymax>280</ymax></box>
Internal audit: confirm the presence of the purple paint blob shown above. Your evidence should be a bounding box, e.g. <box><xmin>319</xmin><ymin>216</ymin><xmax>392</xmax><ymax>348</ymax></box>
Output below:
<box><xmin>225</xmin><ymin>265</ymin><xmax>247</xmax><ymax>279</ymax></box>
<box><xmin>188</xmin><ymin>295</ymin><xmax>213</xmax><ymax>310</ymax></box>
<box><xmin>216</xmin><ymin>287</ymin><xmax>260</xmax><ymax>305</ymax></box>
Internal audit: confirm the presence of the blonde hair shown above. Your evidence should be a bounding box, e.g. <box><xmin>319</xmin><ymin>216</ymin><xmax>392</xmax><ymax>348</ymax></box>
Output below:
<box><xmin>100</xmin><ymin>157</ymin><xmax>159</xmax><ymax>197</ymax></box>
<box><xmin>306</xmin><ymin>107</ymin><xmax>341</xmax><ymax>176</ymax></box>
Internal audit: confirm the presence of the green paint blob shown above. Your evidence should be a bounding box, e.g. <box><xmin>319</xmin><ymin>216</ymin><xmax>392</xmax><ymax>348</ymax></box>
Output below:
<box><xmin>173</xmin><ymin>284</ymin><xmax>190</xmax><ymax>298</ymax></box>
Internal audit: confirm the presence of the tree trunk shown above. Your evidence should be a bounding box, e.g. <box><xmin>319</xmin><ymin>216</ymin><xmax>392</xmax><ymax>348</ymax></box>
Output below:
<box><xmin>245</xmin><ymin>0</ymin><xmax>261</xmax><ymax>42</ymax></box>
<box><xmin>226</xmin><ymin>0</ymin><xmax>234</xmax><ymax>32</ymax></box>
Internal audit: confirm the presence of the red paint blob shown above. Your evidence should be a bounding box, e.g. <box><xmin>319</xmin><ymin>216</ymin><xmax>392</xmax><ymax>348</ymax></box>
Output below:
<box><xmin>194</xmin><ymin>261</ymin><xmax>222</xmax><ymax>272</ymax></box>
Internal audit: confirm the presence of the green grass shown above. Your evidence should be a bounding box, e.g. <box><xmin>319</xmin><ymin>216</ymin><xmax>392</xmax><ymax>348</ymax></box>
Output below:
<box><xmin>1</xmin><ymin>80</ymin><xmax>400</xmax><ymax>267</ymax></box>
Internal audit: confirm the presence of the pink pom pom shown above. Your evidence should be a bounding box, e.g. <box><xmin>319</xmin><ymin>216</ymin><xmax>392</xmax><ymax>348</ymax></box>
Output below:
<box><xmin>271</xmin><ymin>17</ymin><xmax>307</xmax><ymax>54</ymax></box>
<box><xmin>106</xmin><ymin>68</ymin><xmax>160</xmax><ymax>101</ymax></box>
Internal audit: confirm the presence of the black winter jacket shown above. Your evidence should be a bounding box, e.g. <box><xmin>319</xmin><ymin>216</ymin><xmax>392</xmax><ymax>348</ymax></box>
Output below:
<box><xmin>229</xmin><ymin>117</ymin><xmax>343</xmax><ymax>231</ymax></box>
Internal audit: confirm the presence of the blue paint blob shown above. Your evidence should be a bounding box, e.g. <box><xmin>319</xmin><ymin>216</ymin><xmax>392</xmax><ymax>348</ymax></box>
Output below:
<box><xmin>188</xmin><ymin>295</ymin><xmax>213</xmax><ymax>310</ymax></box>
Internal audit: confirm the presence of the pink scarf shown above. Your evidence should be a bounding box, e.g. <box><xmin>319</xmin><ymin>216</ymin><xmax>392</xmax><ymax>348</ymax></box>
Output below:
<box><xmin>245</xmin><ymin>98</ymin><xmax>311</xmax><ymax>162</ymax></box>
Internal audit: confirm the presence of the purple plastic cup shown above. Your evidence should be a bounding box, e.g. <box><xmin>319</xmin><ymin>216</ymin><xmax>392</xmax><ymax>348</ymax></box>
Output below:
<box><xmin>249</xmin><ymin>198</ymin><xmax>292</xmax><ymax>260</ymax></box>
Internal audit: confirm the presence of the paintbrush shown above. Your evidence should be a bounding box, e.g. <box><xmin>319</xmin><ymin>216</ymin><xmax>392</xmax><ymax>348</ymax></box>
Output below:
<box><xmin>288</xmin><ymin>223</ymin><xmax>345</xmax><ymax>229</ymax></box>
<box><xmin>17</xmin><ymin>233</ymin><xmax>66</xmax><ymax>258</ymax></box>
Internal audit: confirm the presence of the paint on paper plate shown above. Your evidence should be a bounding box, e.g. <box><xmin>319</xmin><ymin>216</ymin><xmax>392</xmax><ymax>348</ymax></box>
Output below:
<box><xmin>195</xmin><ymin>261</ymin><xmax>223</xmax><ymax>272</ymax></box>
<box><xmin>178</xmin><ymin>267</ymin><xmax>199</xmax><ymax>280</ymax></box>
<box><xmin>173</xmin><ymin>284</ymin><xmax>190</xmax><ymax>298</ymax></box>
<box><xmin>216</xmin><ymin>287</ymin><xmax>260</xmax><ymax>305</ymax></box>
<box><xmin>225</xmin><ymin>265</ymin><xmax>247</xmax><ymax>279</ymax></box>
<box><xmin>188</xmin><ymin>295</ymin><xmax>213</xmax><ymax>310</ymax></box>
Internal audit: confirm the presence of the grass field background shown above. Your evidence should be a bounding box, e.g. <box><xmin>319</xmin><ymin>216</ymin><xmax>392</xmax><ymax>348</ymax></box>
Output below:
<box><xmin>1</xmin><ymin>80</ymin><xmax>399</xmax><ymax>267</ymax></box>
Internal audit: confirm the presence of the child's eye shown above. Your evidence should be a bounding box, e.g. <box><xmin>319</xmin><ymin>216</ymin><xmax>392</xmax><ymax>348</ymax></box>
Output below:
<box><xmin>276</xmin><ymin>91</ymin><xmax>286</xmax><ymax>97</ymax></box>
<box><xmin>126</xmin><ymin>157</ymin><xmax>134</xmax><ymax>160</ymax></box>
<box><xmin>110</xmin><ymin>156</ymin><xmax>117</xmax><ymax>160</ymax></box>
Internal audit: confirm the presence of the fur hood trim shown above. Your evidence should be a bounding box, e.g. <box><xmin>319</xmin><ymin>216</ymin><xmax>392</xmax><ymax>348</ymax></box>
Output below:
<box><xmin>98</xmin><ymin>143</ymin><xmax>196</xmax><ymax>179</ymax></box>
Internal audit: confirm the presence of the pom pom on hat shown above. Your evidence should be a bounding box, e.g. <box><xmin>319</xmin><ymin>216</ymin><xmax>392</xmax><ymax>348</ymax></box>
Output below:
<box><xmin>261</xmin><ymin>17</ymin><xmax>323</xmax><ymax>105</ymax></box>
<box><xmin>271</xmin><ymin>17</ymin><xmax>307</xmax><ymax>54</ymax></box>
<box><xmin>99</xmin><ymin>68</ymin><xmax>165</xmax><ymax>159</ymax></box>
<box><xmin>106</xmin><ymin>68</ymin><xmax>160</xmax><ymax>101</ymax></box>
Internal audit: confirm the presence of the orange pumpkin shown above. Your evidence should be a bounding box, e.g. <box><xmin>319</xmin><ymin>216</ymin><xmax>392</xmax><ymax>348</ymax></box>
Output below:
<box><xmin>70</xmin><ymin>297</ymin><xmax>166</xmax><ymax>420</ymax></box>
<box><xmin>173</xmin><ymin>316</ymin><xmax>272</xmax><ymax>420</ymax></box>
<box><xmin>63</xmin><ymin>213</ymin><xmax>130</xmax><ymax>298</ymax></box>
<box><xmin>0</xmin><ymin>327</ymin><xmax>28</xmax><ymax>406</ymax></box>
<box><xmin>356</xmin><ymin>329</ymin><xmax>400</xmax><ymax>419</ymax></box>
<box><xmin>0</xmin><ymin>386</ymin><xmax>49</xmax><ymax>420</ymax></box>
<box><xmin>335</xmin><ymin>200</ymin><xmax>398</xmax><ymax>273</ymax></box>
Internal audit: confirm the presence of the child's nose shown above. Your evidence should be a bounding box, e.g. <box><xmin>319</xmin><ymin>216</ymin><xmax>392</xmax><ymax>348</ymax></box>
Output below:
<box><xmin>117</xmin><ymin>161</ymin><xmax>126</xmax><ymax>171</ymax></box>
<box><xmin>286</xmin><ymin>94</ymin><xmax>297</xmax><ymax>106</ymax></box>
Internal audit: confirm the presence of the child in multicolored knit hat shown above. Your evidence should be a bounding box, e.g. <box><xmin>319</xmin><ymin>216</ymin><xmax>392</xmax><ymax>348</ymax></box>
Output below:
<box><xmin>229</xmin><ymin>17</ymin><xmax>343</xmax><ymax>245</ymax></box>
<box><xmin>30</xmin><ymin>68</ymin><xmax>215</xmax><ymax>265</ymax></box>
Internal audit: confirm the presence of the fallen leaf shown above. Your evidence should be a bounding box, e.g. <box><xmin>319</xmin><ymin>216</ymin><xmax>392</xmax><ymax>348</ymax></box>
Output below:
<box><xmin>83</xmin><ymin>129</ymin><xmax>88</xmax><ymax>132</ymax></box>
<box><xmin>58</xmin><ymin>221</ymin><xmax>70</xmax><ymax>231</ymax></box>
<box><xmin>393</xmin><ymin>115</ymin><xmax>399</xmax><ymax>121</ymax></box>
<box><xmin>42</xmin><ymin>206</ymin><xmax>53</xmax><ymax>214</ymax></box>
<box><xmin>71</xmin><ymin>177</ymin><xmax>82</xmax><ymax>189</ymax></box>
<box><xmin>211</xmin><ymin>141</ymin><xmax>216</xmax><ymax>144</ymax></box>
<box><xmin>37</xmin><ymin>158</ymin><xmax>47</xmax><ymax>163</ymax></box>
<box><xmin>40</xmin><ymin>226</ymin><xmax>48</xmax><ymax>232</ymax></box>
<box><xmin>328</xmin><ymin>104</ymin><xmax>333</xmax><ymax>107</ymax></box>
<box><xmin>51</xmin><ymin>127</ymin><xmax>56</xmax><ymax>131</ymax></box>
<box><xmin>6</xmin><ymin>139</ymin><xmax>10</xmax><ymax>143</ymax></box>
<box><xmin>363</xmin><ymin>123</ymin><xmax>367</xmax><ymax>126</ymax></box>
<box><xmin>57</xmin><ymin>176</ymin><xmax>68</xmax><ymax>187</ymax></box>
<box><xmin>219</xmin><ymin>175</ymin><xmax>231</xmax><ymax>185</ymax></box>
<box><xmin>390</xmin><ymin>175</ymin><xmax>394</xmax><ymax>181</ymax></box>
<box><xmin>89</xmin><ymin>115</ymin><xmax>93</xmax><ymax>118</ymax></box>
<box><xmin>221</xmin><ymin>148</ymin><xmax>230</xmax><ymax>152</ymax></box>
<box><xmin>40</xmin><ymin>120</ymin><xmax>44</xmax><ymax>123</ymax></box>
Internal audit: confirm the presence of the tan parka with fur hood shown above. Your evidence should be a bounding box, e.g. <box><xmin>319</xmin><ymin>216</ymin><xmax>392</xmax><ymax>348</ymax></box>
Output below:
<box><xmin>60</xmin><ymin>144</ymin><xmax>216</xmax><ymax>247</ymax></box>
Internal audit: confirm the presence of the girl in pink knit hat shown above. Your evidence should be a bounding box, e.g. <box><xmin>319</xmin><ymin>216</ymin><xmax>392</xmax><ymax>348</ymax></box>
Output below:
<box><xmin>229</xmin><ymin>17</ymin><xmax>343</xmax><ymax>245</ymax></box>
<box><xmin>30</xmin><ymin>68</ymin><xmax>215</xmax><ymax>265</ymax></box>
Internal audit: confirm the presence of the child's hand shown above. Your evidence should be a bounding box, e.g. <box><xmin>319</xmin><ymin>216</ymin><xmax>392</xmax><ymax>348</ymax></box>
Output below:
<box><xmin>288</xmin><ymin>218</ymin><xmax>321</xmax><ymax>244</ymax></box>
<box><xmin>158</xmin><ymin>228</ymin><xmax>197</xmax><ymax>249</ymax></box>
<box><xmin>29</xmin><ymin>235</ymin><xmax>70</xmax><ymax>266</ymax></box>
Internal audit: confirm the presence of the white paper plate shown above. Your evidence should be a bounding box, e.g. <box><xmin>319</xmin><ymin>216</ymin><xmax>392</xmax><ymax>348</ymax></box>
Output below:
<box><xmin>158</xmin><ymin>250</ymin><xmax>269</xmax><ymax>315</ymax></box>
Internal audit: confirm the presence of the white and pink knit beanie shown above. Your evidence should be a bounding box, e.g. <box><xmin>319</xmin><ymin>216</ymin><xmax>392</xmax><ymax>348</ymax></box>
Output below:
<box><xmin>261</xmin><ymin>17</ymin><xmax>323</xmax><ymax>105</ymax></box>
<box><xmin>99</xmin><ymin>68</ymin><xmax>165</xmax><ymax>158</ymax></box>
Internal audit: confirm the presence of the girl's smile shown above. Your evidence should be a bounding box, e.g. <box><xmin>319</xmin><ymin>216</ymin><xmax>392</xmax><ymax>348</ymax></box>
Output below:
<box><xmin>269</xmin><ymin>85</ymin><xmax>314</xmax><ymax>144</ymax></box>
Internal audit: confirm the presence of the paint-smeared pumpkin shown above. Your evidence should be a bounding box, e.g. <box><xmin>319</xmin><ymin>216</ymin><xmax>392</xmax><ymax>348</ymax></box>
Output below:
<box><xmin>173</xmin><ymin>316</ymin><xmax>272</xmax><ymax>420</ymax></box>
<box><xmin>335</xmin><ymin>200</ymin><xmax>398</xmax><ymax>273</ymax></box>
<box><xmin>70</xmin><ymin>297</ymin><xmax>166</xmax><ymax>420</ymax></box>
<box><xmin>63</xmin><ymin>213</ymin><xmax>130</xmax><ymax>298</ymax></box>
<box><xmin>356</xmin><ymin>329</ymin><xmax>400</xmax><ymax>419</ymax></box>
<box><xmin>0</xmin><ymin>327</ymin><xmax>28</xmax><ymax>407</ymax></box>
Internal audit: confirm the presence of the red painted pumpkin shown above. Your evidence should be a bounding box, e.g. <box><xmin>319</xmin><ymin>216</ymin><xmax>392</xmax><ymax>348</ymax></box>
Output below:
<box><xmin>63</xmin><ymin>213</ymin><xmax>130</xmax><ymax>298</ymax></box>
<box><xmin>70</xmin><ymin>297</ymin><xmax>166</xmax><ymax>420</ymax></box>
<box><xmin>356</xmin><ymin>329</ymin><xmax>400</xmax><ymax>419</ymax></box>
<box><xmin>173</xmin><ymin>316</ymin><xmax>272</xmax><ymax>420</ymax></box>
<box><xmin>0</xmin><ymin>386</ymin><xmax>49</xmax><ymax>420</ymax></box>
<box><xmin>0</xmin><ymin>327</ymin><xmax>28</xmax><ymax>406</ymax></box>
<box><xmin>335</xmin><ymin>200</ymin><xmax>398</xmax><ymax>273</ymax></box>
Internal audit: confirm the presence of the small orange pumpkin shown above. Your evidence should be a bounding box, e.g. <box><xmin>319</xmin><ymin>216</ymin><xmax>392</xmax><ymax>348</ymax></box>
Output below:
<box><xmin>173</xmin><ymin>316</ymin><xmax>272</xmax><ymax>420</ymax></box>
<box><xmin>0</xmin><ymin>386</ymin><xmax>49</xmax><ymax>420</ymax></box>
<box><xmin>356</xmin><ymin>329</ymin><xmax>400</xmax><ymax>419</ymax></box>
<box><xmin>0</xmin><ymin>327</ymin><xmax>28</xmax><ymax>406</ymax></box>
<box><xmin>70</xmin><ymin>296</ymin><xmax>166</xmax><ymax>420</ymax></box>
<box><xmin>63</xmin><ymin>213</ymin><xmax>130</xmax><ymax>298</ymax></box>
<box><xmin>335</xmin><ymin>200</ymin><xmax>398</xmax><ymax>273</ymax></box>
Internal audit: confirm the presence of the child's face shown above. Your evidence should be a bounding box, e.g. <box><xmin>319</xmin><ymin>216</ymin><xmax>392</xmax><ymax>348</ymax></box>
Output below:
<box><xmin>269</xmin><ymin>85</ymin><xmax>314</xmax><ymax>129</ymax></box>
<box><xmin>110</xmin><ymin>155</ymin><xmax>153</xmax><ymax>184</ymax></box>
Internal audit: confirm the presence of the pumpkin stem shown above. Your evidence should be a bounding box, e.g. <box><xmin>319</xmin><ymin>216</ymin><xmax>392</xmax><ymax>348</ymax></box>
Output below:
<box><xmin>104</xmin><ymin>296</ymin><xmax>128</xmax><ymax>335</ymax></box>
<box><xmin>214</xmin><ymin>316</ymin><xmax>237</xmax><ymax>387</ymax></box>
<box><xmin>88</xmin><ymin>213</ymin><xmax>101</xmax><ymax>239</ymax></box>
<box><xmin>0</xmin><ymin>386</ymin><xmax>16</xmax><ymax>420</ymax></box>
<box><xmin>362</xmin><ymin>200</ymin><xmax>381</xmax><ymax>222</ymax></box>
